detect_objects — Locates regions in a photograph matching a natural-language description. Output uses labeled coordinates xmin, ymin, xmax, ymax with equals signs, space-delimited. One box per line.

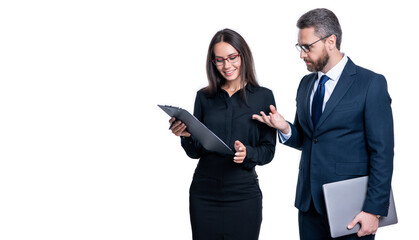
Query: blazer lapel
xmin=316 ymin=58 xmax=357 ymax=129
xmin=304 ymin=74 xmax=317 ymax=131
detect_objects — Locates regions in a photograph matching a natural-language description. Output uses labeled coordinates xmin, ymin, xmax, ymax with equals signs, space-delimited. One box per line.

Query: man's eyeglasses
xmin=212 ymin=54 xmax=241 ymax=66
xmin=295 ymin=35 xmax=331 ymax=53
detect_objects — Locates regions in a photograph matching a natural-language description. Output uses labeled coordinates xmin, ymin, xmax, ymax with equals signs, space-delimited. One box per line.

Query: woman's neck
xmin=222 ymin=80 xmax=246 ymax=97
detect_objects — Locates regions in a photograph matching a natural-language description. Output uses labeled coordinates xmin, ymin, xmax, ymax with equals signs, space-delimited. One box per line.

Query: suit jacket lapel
xmin=305 ymin=74 xmax=317 ymax=131
xmin=316 ymin=58 xmax=357 ymax=129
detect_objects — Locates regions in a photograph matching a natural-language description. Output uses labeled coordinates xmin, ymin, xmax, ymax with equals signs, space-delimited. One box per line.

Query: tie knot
xmin=319 ymin=75 xmax=330 ymax=85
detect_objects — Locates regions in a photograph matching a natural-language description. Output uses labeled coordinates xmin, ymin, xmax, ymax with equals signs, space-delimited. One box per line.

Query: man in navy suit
xmin=253 ymin=8 xmax=394 ymax=239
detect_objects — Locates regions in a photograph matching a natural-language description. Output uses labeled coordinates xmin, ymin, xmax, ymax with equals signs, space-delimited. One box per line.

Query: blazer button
xmin=313 ymin=139 xmax=318 ymax=144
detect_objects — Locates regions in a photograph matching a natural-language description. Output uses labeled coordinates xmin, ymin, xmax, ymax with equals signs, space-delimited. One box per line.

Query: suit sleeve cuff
xmin=278 ymin=123 xmax=292 ymax=143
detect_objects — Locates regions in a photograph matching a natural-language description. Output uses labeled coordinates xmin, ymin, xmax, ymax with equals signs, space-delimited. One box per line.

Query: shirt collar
xmin=217 ymin=82 xmax=255 ymax=95
xmin=245 ymin=83 xmax=255 ymax=93
xmin=318 ymin=53 xmax=348 ymax=81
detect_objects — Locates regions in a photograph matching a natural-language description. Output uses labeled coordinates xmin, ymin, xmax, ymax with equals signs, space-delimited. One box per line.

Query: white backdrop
xmin=1 ymin=0 xmax=417 ymax=239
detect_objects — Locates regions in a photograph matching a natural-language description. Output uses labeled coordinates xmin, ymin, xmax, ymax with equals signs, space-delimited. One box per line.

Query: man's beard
xmin=305 ymin=48 xmax=329 ymax=72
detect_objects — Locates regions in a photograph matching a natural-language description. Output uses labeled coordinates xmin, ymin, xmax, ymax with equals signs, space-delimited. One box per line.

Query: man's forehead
xmin=298 ymin=28 xmax=318 ymax=43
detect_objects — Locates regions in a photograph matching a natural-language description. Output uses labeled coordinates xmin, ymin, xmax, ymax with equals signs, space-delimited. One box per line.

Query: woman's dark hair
xmin=297 ymin=8 xmax=342 ymax=50
xmin=204 ymin=28 xmax=259 ymax=101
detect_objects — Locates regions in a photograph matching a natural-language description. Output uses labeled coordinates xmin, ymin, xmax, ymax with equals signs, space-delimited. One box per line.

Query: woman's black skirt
xmin=189 ymin=173 xmax=263 ymax=240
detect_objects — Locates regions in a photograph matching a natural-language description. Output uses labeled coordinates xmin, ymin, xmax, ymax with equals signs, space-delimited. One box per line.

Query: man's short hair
xmin=297 ymin=8 xmax=342 ymax=50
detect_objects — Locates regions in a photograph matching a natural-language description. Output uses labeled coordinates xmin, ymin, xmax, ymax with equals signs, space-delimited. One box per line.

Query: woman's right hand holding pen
xmin=169 ymin=117 xmax=191 ymax=137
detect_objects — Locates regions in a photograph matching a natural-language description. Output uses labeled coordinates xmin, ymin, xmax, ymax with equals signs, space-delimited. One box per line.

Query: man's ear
xmin=326 ymin=34 xmax=337 ymax=51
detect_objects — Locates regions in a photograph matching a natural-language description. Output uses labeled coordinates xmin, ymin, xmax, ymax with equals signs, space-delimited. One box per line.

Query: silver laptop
xmin=322 ymin=176 xmax=397 ymax=238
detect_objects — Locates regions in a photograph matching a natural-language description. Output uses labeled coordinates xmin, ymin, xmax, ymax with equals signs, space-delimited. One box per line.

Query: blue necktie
xmin=312 ymin=75 xmax=330 ymax=128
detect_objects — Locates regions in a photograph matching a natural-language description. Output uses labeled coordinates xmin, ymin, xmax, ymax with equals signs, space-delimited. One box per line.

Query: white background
xmin=0 ymin=0 xmax=417 ymax=239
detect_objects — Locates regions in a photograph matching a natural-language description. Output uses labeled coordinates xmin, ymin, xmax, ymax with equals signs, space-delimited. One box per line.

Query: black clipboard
xmin=158 ymin=105 xmax=234 ymax=155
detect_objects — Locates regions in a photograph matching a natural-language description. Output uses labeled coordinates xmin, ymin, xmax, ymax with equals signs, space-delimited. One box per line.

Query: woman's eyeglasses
xmin=212 ymin=54 xmax=241 ymax=66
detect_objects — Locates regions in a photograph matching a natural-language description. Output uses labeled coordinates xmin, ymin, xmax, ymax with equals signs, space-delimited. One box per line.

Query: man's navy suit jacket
xmin=285 ymin=58 xmax=394 ymax=216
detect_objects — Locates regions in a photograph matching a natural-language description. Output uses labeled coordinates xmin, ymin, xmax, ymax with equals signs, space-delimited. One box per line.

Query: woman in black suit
xmin=169 ymin=28 xmax=277 ymax=240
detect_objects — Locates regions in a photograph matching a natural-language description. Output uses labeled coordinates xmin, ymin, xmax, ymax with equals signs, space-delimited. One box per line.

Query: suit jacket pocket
xmin=335 ymin=162 xmax=368 ymax=176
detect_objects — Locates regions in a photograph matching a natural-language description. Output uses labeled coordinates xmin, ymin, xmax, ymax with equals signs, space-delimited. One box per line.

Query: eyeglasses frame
xmin=295 ymin=35 xmax=332 ymax=53
xmin=211 ymin=54 xmax=241 ymax=66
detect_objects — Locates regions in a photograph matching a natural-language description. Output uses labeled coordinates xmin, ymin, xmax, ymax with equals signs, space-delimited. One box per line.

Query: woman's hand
xmin=169 ymin=117 xmax=191 ymax=137
xmin=233 ymin=140 xmax=246 ymax=164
